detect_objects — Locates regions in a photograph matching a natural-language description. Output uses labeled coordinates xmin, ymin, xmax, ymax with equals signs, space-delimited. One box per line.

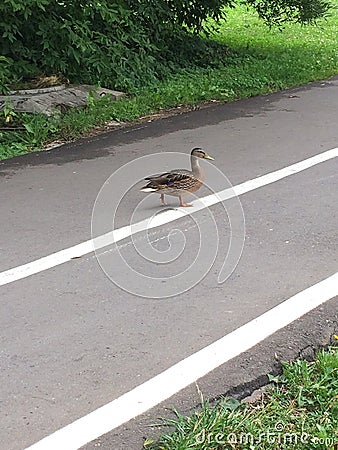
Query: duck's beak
xmin=204 ymin=153 xmax=214 ymax=161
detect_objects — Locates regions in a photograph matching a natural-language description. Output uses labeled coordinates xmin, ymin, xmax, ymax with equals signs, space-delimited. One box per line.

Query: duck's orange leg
xmin=179 ymin=195 xmax=193 ymax=207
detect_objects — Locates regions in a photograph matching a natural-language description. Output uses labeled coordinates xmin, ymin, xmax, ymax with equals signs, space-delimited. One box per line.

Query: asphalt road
xmin=0 ymin=77 xmax=337 ymax=450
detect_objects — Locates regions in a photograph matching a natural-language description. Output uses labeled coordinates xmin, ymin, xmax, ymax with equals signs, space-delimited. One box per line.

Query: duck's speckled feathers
xmin=143 ymin=169 xmax=198 ymax=193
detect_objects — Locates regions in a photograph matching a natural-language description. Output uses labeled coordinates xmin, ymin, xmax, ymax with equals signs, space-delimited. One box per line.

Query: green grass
xmin=145 ymin=346 xmax=338 ymax=450
xmin=1 ymin=2 xmax=337 ymax=160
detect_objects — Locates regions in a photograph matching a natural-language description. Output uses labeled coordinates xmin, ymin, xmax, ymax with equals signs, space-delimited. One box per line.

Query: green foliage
xmin=0 ymin=0 xmax=333 ymax=93
xmin=246 ymin=0 xmax=332 ymax=26
xmin=2 ymin=100 xmax=17 ymax=123
xmin=0 ymin=56 xmax=12 ymax=94
xmin=0 ymin=0 xmax=158 ymax=90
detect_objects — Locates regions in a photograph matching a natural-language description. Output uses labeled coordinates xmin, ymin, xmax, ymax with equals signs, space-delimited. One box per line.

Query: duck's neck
xmin=191 ymin=155 xmax=204 ymax=180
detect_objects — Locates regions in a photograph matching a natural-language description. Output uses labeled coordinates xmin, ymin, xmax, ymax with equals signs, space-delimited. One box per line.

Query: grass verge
xmin=1 ymin=2 xmax=337 ymax=161
xmin=145 ymin=346 xmax=338 ymax=450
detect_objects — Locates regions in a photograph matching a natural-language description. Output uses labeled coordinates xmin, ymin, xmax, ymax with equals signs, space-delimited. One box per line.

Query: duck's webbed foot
xmin=179 ymin=195 xmax=193 ymax=207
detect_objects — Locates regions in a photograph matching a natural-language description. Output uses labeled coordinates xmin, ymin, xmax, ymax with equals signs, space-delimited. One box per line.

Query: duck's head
xmin=191 ymin=147 xmax=214 ymax=161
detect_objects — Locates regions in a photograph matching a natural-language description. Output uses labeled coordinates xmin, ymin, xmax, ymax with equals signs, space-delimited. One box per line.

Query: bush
xmin=0 ymin=1 xmax=161 ymax=91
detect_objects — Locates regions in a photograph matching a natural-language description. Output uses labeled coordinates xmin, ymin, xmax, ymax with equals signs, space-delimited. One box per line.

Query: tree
xmin=245 ymin=0 xmax=331 ymax=26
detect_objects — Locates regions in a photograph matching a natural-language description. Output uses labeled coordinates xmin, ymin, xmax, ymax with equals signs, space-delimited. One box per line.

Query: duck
xmin=140 ymin=148 xmax=214 ymax=207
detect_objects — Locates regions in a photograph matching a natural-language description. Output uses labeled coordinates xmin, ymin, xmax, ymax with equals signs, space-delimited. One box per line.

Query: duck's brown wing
xmin=144 ymin=170 xmax=195 ymax=189
xmin=145 ymin=169 xmax=191 ymax=180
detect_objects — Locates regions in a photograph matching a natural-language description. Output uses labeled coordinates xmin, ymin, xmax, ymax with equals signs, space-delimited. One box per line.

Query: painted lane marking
xmin=1 ymin=146 xmax=337 ymax=287
xmin=25 ymin=271 xmax=338 ymax=450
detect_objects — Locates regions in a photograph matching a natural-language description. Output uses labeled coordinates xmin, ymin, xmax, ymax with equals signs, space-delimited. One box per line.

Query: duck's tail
xmin=140 ymin=184 xmax=158 ymax=192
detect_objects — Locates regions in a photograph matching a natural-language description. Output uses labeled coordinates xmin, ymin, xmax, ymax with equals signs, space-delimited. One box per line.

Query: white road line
xmin=1 ymin=146 xmax=337 ymax=287
xmin=25 ymin=271 xmax=338 ymax=450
